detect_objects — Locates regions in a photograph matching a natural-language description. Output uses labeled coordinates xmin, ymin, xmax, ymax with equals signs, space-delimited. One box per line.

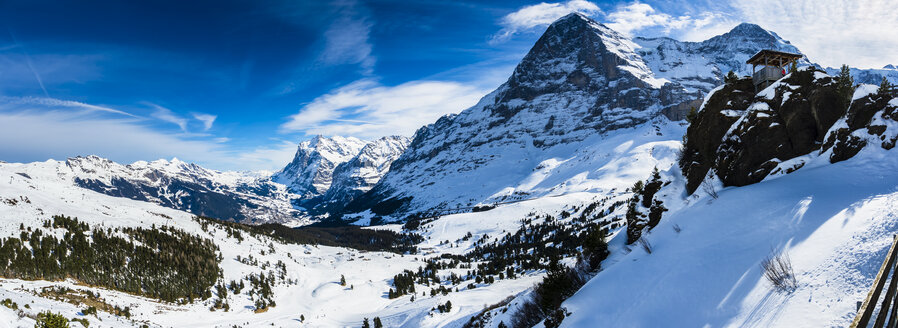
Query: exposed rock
xmin=823 ymin=87 xmax=898 ymax=162
xmin=681 ymin=68 xmax=846 ymax=194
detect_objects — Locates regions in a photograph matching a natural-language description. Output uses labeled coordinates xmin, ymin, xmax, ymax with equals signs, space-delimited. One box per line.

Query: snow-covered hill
xmin=558 ymin=125 xmax=898 ymax=328
xmin=825 ymin=64 xmax=898 ymax=85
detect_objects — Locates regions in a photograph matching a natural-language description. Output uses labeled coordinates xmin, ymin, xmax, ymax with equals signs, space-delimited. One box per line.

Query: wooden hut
xmin=746 ymin=50 xmax=803 ymax=91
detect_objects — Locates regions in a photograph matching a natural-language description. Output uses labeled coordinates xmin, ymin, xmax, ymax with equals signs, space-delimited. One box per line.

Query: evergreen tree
xmin=878 ymin=76 xmax=893 ymax=98
xmin=373 ymin=317 xmax=383 ymax=328
xmin=836 ymin=64 xmax=856 ymax=107
xmin=725 ymin=70 xmax=738 ymax=84
xmin=362 ymin=318 xmax=370 ymax=328
xmin=340 ymin=275 xmax=346 ymax=286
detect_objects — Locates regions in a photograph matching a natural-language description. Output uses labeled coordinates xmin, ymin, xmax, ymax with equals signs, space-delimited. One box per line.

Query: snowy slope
xmin=559 ymin=142 xmax=898 ymax=327
xmin=0 ymin=158 xmax=597 ymax=328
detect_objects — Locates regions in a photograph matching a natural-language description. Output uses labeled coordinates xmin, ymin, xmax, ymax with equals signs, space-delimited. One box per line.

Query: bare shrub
xmin=672 ymin=224 xmax=682 ymax=233
xmin=701 ymin=179 xmax=719 ymax=199
xmin=761 ymin=249 xmax=798 ymax=292
xmin=510 ymin=297 xmax=543 ymax=328
xmin=637 ymin=236 xmax=653 ymax=254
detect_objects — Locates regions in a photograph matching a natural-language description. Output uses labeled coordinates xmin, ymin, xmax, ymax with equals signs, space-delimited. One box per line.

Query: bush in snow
xmin=34 ymin=311 xmax=69 ymax=328
xmin=761 ymin=249 xmax=798 ymax=292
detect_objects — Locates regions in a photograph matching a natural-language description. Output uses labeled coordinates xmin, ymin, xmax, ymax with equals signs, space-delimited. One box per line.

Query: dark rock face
xmin=823 ymin=91 xmax=898 ymax=162
xmin=681 ymin=69 xmax=846 ymax=194
xmin=679 ymin=78 xmax=756 ymax=193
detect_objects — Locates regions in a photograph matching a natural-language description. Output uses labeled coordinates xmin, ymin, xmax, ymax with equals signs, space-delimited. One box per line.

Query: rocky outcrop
xmin=681 ymin=68 xmax=846 ymax=194
xmin=823 ymin=87 xmax=898 ymax=162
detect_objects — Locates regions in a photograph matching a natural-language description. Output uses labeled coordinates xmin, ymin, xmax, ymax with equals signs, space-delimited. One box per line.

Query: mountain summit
xmin=345 ymin=14 xmax=694 ymax=219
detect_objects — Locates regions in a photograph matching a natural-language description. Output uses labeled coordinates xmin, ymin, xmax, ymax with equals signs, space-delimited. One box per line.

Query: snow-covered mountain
xmin=345 ymin=14 xmax=813 ymax=220
xmin=317 ymin=136 xmax=410 ymax=214
xmin=274 ymin=135 xmax=367 ymax=198
xmin=634 ymin=22 xmax=807 ymax=94
xmin=825 ymin=64 xmax=898 ymax=85
xmin=64 ymin=155 xmax=307 ymax=225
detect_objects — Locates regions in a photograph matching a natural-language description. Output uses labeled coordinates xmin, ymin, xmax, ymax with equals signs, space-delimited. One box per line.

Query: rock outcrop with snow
xmin=680 ymin=68 xmax=845 ymax=193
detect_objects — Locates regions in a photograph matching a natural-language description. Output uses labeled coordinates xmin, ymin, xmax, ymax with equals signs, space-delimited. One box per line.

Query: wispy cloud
xmin=0 ymin=96 xmax=139 ymax=118
xmin=730 ymin=0 xmax=898 ymax=69
xmin=605 ymin=2 xmax=692 ymax=36
xmin=233 ymin=140 xmax=300 ymax=173
xmin=7 ymin=29 xmax=49 ymax=97
xmin=0 ymin=96 xmax=295 ymax=171
xmin=0 ymin=106 xmax=230 ymax=169
xmin=319 ymin=0 xmax=375 ymax=73
xmin=192 ymin=112 xmax=217 ymax=131
xmin=148 ymin=103 xmax=189 ymax=132
xmin=280 ymin=79 xmax=488 ymax=139
xmin=491 ymin=0 xmax=602 ymax=44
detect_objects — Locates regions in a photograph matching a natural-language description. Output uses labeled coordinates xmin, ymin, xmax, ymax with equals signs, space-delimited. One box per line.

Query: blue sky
xmin=0 ymin=0 xmax=895 ymax=171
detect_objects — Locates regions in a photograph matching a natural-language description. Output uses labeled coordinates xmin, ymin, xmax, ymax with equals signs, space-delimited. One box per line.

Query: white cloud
xmin=233 ymin=140 xmax=300 ymax=173
xmin=730 ymin=0 xmax=898 ymax=69
xmin=605 ymin=2 xmax=691 ymax=36
xmin=492 ymin=0 xmax=602 ymax=43
xmin=602 ymin=2 xmax=737 ymax=41
xmin=192 ymin=113 xmax=217 ymax=131
xmin=0 ymin=109 xmax=231 ymax=168
xmin=148 ymin=104 xmax=189 ymax=132
xmin=280 ymin=79 xmax=488 ymax=139
xmin=0 ymin=98 xmax=303 ymax=171
xmin=319 ymin=0 xmax=375 ymax=72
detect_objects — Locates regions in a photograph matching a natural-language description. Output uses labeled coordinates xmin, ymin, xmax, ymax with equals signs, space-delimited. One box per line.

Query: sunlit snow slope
xmin=559 ymin=138 xmax=898 ymax=327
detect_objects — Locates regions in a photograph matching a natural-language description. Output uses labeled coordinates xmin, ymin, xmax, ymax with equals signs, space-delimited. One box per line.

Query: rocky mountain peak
xmin=276 ymin=135 xmax=366 ymax=197
xmin=503 ymin=12 xmax=663 ymax=104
